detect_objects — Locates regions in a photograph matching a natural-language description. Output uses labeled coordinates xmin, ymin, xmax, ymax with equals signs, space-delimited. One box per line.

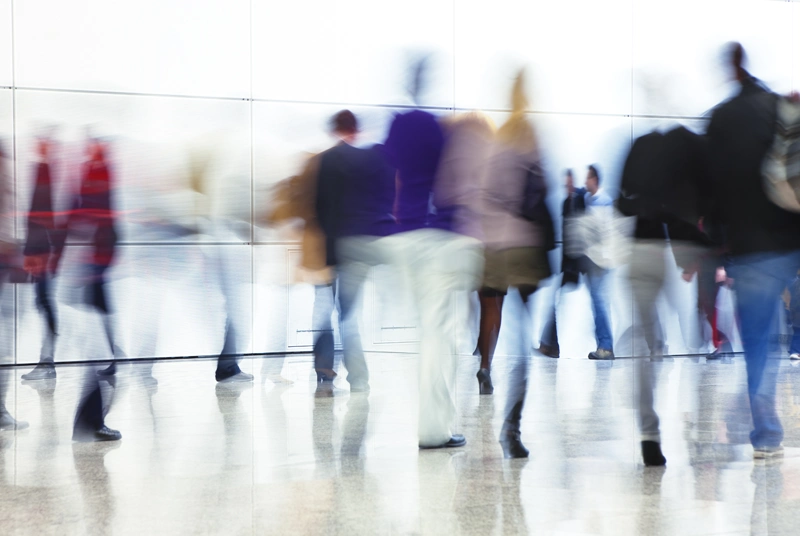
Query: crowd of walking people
xmin=2 ymin=42 xmax=800 ymax=470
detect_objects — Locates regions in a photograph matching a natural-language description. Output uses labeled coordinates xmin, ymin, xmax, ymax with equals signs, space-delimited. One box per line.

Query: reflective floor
xmin=2 ymin=353 xmax=800 ymax=535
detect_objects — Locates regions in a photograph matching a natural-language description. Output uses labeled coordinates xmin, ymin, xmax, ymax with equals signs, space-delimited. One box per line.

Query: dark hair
xmin=727 ymin=41 xmax=746 ymax=74
xmin=331 ymin=110 xmax=358 ymax=134
xmin=565 ymin=168 xmax=574 ymax=178
xmin=587 ymin=164 xmax=600 ymax=184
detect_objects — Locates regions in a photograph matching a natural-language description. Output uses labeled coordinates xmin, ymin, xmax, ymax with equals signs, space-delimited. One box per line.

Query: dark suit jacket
xmin=708 ymin=76 xmax=800 ymax=256
xmin=315 ymin=142 xmax=396 ymax=266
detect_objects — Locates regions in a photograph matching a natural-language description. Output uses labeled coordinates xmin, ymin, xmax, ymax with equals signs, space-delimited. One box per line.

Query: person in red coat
xmin=57 ymin=137 xmax=122 ymax=442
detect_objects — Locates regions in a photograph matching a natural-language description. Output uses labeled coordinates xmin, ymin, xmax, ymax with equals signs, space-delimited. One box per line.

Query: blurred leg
xmin=410 ymin=231 xmax=482 ymax=447
xmin=629 ymin=242 xmax=667 ymax=444
xmin=477 ymin=291 xmax=504 ymax=370
xmin=22 ymin=276 xmax=58 ymax=380
xmin=35 ymin=275 xmax=57 ymax=363
xmin=730 ymin=252 xmax=800 ymax=449
xmin=73 ymin=366 xmax=120 ymax=441
xmin=214 ymin=250 xmax=247 ymax=382
xmin=539 ymin=306 xmax=558 ymax=348
xmin=312 ymin=283 xmax=336 ymax=378
xmin=337 ymin=236 xmax=386 ymax=392
xmin=587 ymin=263 xmax=613 ymax=351
xmin=501 ymin=288 xmax=534 ymax=434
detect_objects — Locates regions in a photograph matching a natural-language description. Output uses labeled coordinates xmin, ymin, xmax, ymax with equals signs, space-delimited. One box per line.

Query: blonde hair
xmin=496 ymin=70 xmax=538 ymax=154
xmin=443 ymin=111 xmax=496 ymax=138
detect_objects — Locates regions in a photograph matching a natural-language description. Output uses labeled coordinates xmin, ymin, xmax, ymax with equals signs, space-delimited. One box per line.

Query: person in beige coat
xmin=266 ymin=154 xmax=338 ymax=382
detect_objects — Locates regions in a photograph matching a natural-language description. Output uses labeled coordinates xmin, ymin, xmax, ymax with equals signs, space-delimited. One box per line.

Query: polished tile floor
xmin=2 ymin=353 xmax=800 ymax=535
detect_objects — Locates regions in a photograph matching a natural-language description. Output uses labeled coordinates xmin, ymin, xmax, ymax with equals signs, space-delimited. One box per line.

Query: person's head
xmin=726 ymin=41 xmax=749 ymax=82
xmin=330 ymin=110 xmax=358 ymax=143
xmin=586 ymin=165 xmax=600 ymax=195
xmin=87 ymin=138 xmax=106 ymax=161
xmin=36 ymin=138 xmax=50 ymax=160
xmin=565 ymin=169 xmax=575 ymax=193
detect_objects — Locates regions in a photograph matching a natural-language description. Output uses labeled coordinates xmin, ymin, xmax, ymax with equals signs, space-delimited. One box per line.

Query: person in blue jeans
xmin=583 ymin=165 xmax=615 ymax=360
xmin=539 ymin=166 xmax=614 ymax=360
xmin=707 ymin=43 xmax=800 ymax=458
xmin=729 ymin=253 xmax=800 ymax=454
xmin=787 ymin=274 xmax=800 ymax=360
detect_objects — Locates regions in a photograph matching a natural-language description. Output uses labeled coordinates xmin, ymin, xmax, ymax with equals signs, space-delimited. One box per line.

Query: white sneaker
xmin=790 ymin=353 xmax=800 ymax=360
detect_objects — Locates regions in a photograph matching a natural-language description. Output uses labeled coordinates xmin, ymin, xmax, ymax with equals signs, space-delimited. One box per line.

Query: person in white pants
xmin=388 ymin=229 xmax=483 ymax=448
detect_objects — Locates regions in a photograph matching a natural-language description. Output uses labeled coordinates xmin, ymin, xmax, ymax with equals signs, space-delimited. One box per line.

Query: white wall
xmin=1 ymin=0 xmax=797 ymax=362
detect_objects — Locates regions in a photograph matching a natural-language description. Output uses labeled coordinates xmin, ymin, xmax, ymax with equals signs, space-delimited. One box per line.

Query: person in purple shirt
xmin=582 ymin=165 xmax=615 ymax=361
xmin=383 ymin=107 xmax=484 ymax=450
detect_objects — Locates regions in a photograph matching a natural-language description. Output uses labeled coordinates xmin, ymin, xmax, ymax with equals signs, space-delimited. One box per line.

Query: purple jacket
xmin=384 ymin=110 xmax=445 ymax=233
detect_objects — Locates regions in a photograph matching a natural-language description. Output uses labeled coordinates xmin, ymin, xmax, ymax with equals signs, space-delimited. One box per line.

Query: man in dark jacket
xmin=707 ymin=43 xmax=800 ymax=459
xmin=537 ymin=169 xmax=585 ymax=358
xmin=315 ymin=110 xmax=397 ymax=393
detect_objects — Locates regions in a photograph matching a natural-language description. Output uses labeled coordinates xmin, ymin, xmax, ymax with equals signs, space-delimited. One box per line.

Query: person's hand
xmin=681 ymin=261 xmax=699 ymax=282
xmin=23 ymin=254 xmax=47 ymax=276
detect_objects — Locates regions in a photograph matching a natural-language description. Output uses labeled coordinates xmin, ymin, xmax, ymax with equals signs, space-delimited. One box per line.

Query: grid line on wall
xmin=0 ymin=85 xmax=713 ymax=123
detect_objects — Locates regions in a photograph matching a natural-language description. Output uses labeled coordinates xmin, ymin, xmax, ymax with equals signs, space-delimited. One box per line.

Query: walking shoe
xmin=216 ymin=371 xmax=254 ymax=383
xmin=707 ymin=341 xmax=734 ymax=361
xmin=588 ymin=348 xmax=615 ymax=360
xmin=753 ymin=445 xmax=784 ymax=459
xmin=499 ymin=431 xmax=529 ymax=459
xmin=641 ymin=440 xmax=667 ymax=466
xmin=21 ymin=363 xmax=56 ymax=381
xmin=420 ymin=434 xmax=466 ymax=450
xmin=537 ymin=343 xmax=560 ymax=359
xmin=315 ymin=368 xmax=336 ymax=383
xmin=477 ymin=368 xmax=494 ymax=395
xmin=790 ymin=353 xmax=800 ymax=361
xmin=0 ymin=411 xmax=29 ymax=431
xmin=72 ymin=425 xmax=122 ymax=442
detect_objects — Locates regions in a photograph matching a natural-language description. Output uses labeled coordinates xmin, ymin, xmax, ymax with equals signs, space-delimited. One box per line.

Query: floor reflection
xmin=0 ymin=353 xmax=799 ymax=534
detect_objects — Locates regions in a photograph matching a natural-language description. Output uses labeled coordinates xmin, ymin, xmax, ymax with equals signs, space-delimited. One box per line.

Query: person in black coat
xmin=20 ymin=138 xmax=60 ymax=381
xmin=537 ymin=169 xmax=586 ymax=358
xmin=706 ymin=43 xmax=800 ymax=458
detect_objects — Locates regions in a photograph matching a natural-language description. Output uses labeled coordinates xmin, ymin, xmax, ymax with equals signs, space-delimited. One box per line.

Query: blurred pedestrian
xmin=707 ymin=42 xmax=800 ymax=459
xmin=477 ymin=71 xmax=554 ymax=457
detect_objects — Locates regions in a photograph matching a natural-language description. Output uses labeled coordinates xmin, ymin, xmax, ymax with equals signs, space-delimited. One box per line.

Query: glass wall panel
xmin=251 ymin=0 xmax=455 ymax=107
xmin=632 ymin=0 xmax=794 ymax=117
xmin=13 ymin=0 xmax=250 ymax=98
xmin=454 ymin=0 xmax=633 ymax=115
xmin=0 ymin=0 xmax=11 ymax=87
